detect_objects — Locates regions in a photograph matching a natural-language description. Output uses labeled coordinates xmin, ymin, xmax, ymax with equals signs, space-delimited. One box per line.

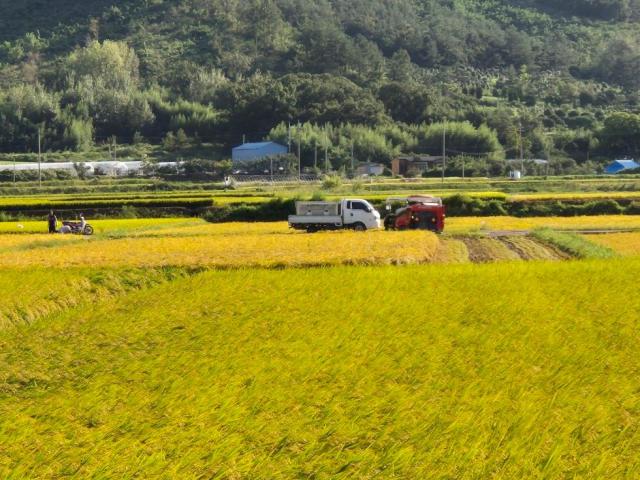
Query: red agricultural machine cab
xmin=383 ymin=195 xmax=445 ymax=233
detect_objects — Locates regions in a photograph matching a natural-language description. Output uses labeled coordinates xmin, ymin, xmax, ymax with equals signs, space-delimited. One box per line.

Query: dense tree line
xmin=0 ymin=0 xmax=638 ymax=174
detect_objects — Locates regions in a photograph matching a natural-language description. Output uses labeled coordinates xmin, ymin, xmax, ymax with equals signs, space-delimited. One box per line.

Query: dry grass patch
xmin=500 ymin=236 xmax=570 ymax=261
xmin=461 ymin=236 xmax=521 ymax=263
xmin=432 ymin=238 xmax=469 ymax=263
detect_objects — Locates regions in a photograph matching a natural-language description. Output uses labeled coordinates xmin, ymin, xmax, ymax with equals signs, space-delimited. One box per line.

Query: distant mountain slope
xmin=1 ymin=0 xmax=637 ymax=76
xmin=0 ymin=0 xmax=638 ymax=165
xmin=0 ymin=0 xmax=131 ymax=42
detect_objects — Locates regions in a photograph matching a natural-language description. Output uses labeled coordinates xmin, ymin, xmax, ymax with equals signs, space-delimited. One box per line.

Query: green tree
xmin=599 ymin=112 xmax=640 ymax=156
xmin=378 ymin=82 xmax=431 ymax=124
xmin=593 ymin=37 xmax=640 ymax=90
xmin=416 ymin=122 xmax=503 ymax=159
xmin=65 ymin=40 xmax=140 ymax=90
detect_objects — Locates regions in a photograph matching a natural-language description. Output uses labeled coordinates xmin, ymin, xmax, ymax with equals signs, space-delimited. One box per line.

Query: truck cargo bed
xmin=295 ymin=202 xmax=340 ymax=216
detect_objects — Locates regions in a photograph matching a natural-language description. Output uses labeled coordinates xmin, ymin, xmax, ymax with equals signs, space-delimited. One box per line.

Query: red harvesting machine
xmin=383 ymin=195 xmax=445 ymax=233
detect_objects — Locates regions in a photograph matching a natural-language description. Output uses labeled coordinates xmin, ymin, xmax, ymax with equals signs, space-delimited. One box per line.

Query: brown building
xmin=391 ymin=155 xmax=443 ymax=176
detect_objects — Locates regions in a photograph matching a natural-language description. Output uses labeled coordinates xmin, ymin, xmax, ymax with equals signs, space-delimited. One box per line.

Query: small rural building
xmin=392 ymin=155 xmax=442 ymax=176
xmin=232 ymin=142 xmax=288 ymax=166
xmin=356 ymin=162 xmax=385 ymax=176
xmin=604 ymin=159 xmax=640 ymax=174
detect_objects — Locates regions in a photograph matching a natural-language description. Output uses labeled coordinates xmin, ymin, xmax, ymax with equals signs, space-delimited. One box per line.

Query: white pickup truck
xmin=288 ymin=199 xmax=381 ymax=232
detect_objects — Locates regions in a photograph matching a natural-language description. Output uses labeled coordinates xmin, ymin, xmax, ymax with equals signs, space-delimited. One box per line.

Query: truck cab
xmin=288 ymin=198 xmax=381 ymax=232
xmin=342 ymin=199 xmax=380 ymax=230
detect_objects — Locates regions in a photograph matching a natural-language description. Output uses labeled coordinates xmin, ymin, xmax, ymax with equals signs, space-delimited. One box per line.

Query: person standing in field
xmin=47 ymin=210 xmax=57 ymax=233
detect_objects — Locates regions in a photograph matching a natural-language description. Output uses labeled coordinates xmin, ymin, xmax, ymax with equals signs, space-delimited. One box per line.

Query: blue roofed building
xmin=232 ymin=142 xmax=288 ymax=167
xmin=604 ymin=159 xmax=640 ymax=174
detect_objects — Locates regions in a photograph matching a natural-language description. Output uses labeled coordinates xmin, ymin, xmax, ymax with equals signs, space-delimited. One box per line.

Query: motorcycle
xmin=61 ymin=220 xmax=94 ymax=236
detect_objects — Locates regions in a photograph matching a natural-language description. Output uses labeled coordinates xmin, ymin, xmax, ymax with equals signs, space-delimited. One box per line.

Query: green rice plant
xmin=532 ymin=228 xmax=618 ymax=259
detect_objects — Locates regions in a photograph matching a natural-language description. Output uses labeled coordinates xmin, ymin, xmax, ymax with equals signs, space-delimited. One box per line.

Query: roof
xmin=611 ymin=159 xmax=639 ymax=168
xmin=232 ymin=141 xmax=286 ymax=151
xmin=605 ymin=159 xmax=640 ymax=173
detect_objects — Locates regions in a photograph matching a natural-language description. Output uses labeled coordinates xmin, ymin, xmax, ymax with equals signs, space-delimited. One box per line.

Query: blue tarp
xmin=604 ymin=159 xmax=640 ymax=174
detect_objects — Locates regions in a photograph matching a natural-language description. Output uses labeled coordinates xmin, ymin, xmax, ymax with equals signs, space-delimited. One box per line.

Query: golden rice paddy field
xmin=0 ymin=227 xmax=439 ymax=268
xmin=0 ymin=217 xmax=197 ymax=234
xmin=2 ymin=216 xmax=627 ymax=268
xmin=445 ymin=215 xmax=640 ymax=233
xmin=0 ymin=267 xmax=188 ymax=331
xmin=584 ymin=232 xmax=640 ymax=256
xmin=1 ymin=260 xmax=640 ymax=478
xmin=510 ymin=191 xmax=640 ymax=201
xmin=5 ymin=214 xmax=640 ymax=237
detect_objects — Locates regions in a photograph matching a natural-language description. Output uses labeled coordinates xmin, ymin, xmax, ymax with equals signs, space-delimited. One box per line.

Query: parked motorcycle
xmin=61 ymin=220 xmax=94 ymax=236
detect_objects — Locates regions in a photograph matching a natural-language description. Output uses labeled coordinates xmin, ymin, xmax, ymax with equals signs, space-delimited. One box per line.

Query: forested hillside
xmin=0 ymin=0 xmax=638 ymax=174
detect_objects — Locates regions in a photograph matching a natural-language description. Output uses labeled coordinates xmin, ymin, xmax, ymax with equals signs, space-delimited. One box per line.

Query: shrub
xmin=120 ymin=205 xmax=139 ymax=218
xmin=205 ymin=198 xmax=296 ymax=222
xmin=581 ymin=199 xmax=624 ymax=215
xmin=322 ymin=175 xmax=342 ymax=190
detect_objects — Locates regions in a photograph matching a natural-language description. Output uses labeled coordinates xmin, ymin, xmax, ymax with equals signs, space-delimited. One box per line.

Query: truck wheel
xmin=306 ymin=226 xmax=318 ymax=233
xmin=353 ymin=222 xmax=366 ymax=232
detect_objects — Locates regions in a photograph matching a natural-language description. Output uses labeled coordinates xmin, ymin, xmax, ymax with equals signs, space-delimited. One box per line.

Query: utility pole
xmin=351 ymin=142 xmax=355 ymax=172
xmin=314 ymin=139 xmax=318 ymax=170
xmin=441 ymin=120 xmax=446 ymax=184
xmin=13 ymin=156 xmax=16 ymax=183
xmin=462 ymin=155 xmax=465 ymax=179
xmin=287 ymin=122 xmax=291 ymax=154
xmin=242 ymin=134 xmax=246 ymax=144
xmin=546 ymin=154 xmax=550 ymax=177
xmin=297 ymin=124 xmax=301 ymax=181
xmin=519 ymin=122 xmax=524 ymax=176
xmin=324 ymin=135 xmax=329 ymax=173
xmin=37 ymin=127 xmax=42 ymax=188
